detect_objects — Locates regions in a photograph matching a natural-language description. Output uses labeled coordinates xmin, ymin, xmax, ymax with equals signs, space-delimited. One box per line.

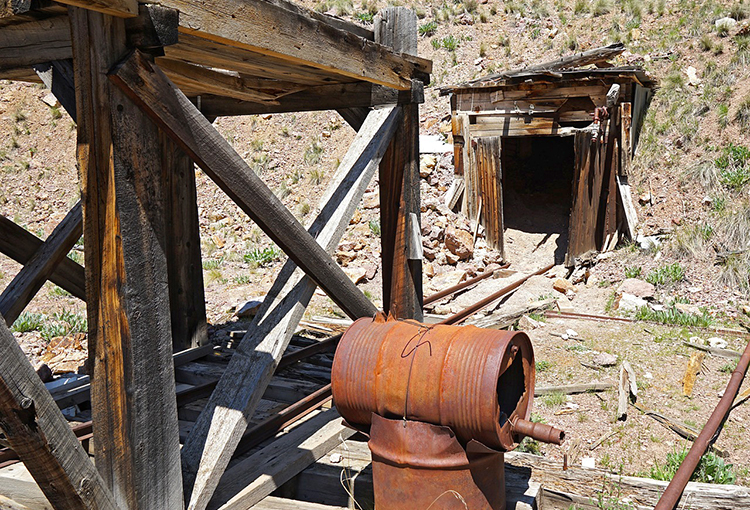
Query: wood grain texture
xmin=70 ymin=8 xmax=182 ymax=509
xmin=161 ymin=132 xmax=208 ymax=351
xmin=159 ymin=0 xmax=429 ymax=90
xmin=193 ymin=82 xmax=417 ymax=117
xmin=0 ymin=201 xmax=82 ymax=325
xmin=180 ymin=106 xmax=400 ymax=510
xmin=208 ymin=409 xmax=355 ymax=510
xmin=0 ymin=316 xmax=121 ymax=510
xmin=0 ymin=213 xmax=86 ymax=300
xmin=472 ymin=137 xmax=504 ymax=257
xmin=0 ymin=15 xmax=72 ymax=69
xmin=109 ymin=50 xmax=376 ymax=320
xmin=375 ymin=7 xmax=423 ymax=320
xmin=53 ymin=0 xmax=136 ymax=17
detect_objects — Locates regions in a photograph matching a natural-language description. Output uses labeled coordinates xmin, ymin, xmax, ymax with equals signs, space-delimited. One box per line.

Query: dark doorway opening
xmin=501 ymin=136 xmax=575 ymax=264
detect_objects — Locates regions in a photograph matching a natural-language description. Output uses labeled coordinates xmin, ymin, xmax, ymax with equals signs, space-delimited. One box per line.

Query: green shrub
xmin=244 ymin=246 xmax=281 ymax=267
xmin=634 ymin=305 xmax=713 ymax=328
xmin=368 ymin=219 xmax=381 ymax=236
xmin=418 ymin=20 xmax=438 ymax=36
xmin=624 ymin=266 xmax=642 ymax=278
xmin=650 ymin=449 xmax=736 ymax=484
xmin=645 ymin=263 xmax=685 ymax=286
xmin=11 ymin=312 xmax=45 ymax=333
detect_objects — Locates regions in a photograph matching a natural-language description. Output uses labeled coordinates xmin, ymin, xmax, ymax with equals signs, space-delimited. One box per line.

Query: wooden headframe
xmin=0 ymin=1 xmax=429 ymax=509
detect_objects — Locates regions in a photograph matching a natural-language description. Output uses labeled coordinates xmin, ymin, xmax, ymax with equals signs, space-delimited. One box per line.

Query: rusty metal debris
xmin=332 ymin=314 xmax=564 ymax=509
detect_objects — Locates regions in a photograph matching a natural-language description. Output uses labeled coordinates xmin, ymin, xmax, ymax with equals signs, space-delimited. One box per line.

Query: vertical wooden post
xmin=161 ymin=133 xmax=208 ymax=351
xmin=70 ymin=8 xmax=183 ymax=510
xmin=375 ymin=7 xmax=423 ymax=321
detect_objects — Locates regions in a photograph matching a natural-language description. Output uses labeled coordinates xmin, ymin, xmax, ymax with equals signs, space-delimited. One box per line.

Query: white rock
xmin=593 ymin=352 xmax=618 ymax=367
xmin=715 ymin=17 xmax=738 ymax=32
xmin=330 ymin=453 xmax=343 ymax=463
xmin=617 ymin=293 xmax=648 ymax=312
xmin=644 ymin=372 xmax=653 ymax=379
xmin=566 ymin=329 xmax=579 ymax=338
xmin=685 ymin=66 xmax=701 ymax=86
xmin=581 ymin=457 xmax=596 ymax=468
xmin=708 ymin=337 xmax=728 ymax=349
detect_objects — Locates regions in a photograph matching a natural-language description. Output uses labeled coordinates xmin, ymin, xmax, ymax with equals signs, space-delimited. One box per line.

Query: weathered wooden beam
xmin=180 ymin=106 xmax=400 ymax=510
xmin=193 ymin=81 xmax=422 ymax=117
xmin=156 ymin=58 xmax=290 ymax=104
xmin=33 ymin=59 xmax=77 ymax=121
xmin=0 ymin=316 xmax=121 ymax=510
xmin=54 ymin=0 xmax=136 ymax=18
xmin=161 ymin=131 xmax=208 ymax=351
xmin=0 ymin=0 xmax=65 ymax=26
xmin=0 ymin=16 xmax=72 ymax=69
xmin=109 ymin=50 xmax=376 ymax=320
xmin=336 ymin=107 xmax=370 ymax=131
xmin=0 ymin=214 xmax=86 ymax=300
xmin=123 ymin=3 xmax=178 ymax=51
xmin=0 ymin=201 xmax=82 ymax=326
xmin=207 ymin=409 xmax=355 ymax=510
xmin=375 ymin=7 xmax=423 ymax=320
xmin=159 ymin=0 xmax=430 ymax=90
xmin=70 ymin=8 xmax=183 ymax=510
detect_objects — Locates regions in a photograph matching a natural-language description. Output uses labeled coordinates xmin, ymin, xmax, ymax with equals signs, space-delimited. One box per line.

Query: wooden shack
xmin=0 ymin=2 xmax=430 ymax=509
xmin=442 ymin=44 xmax=656 ymax=266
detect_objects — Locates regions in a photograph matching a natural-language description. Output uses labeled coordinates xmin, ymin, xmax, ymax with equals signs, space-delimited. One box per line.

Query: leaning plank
xmin=109 ymin=50 xmax=376 ymax=320
xmin=180 ymin=106 xmax=401 ymax=510
xmin=0 ymin=201 xmax=82 ymax=326
xmin=0 ymin=317 xmax=120 ymax=510
xmin=506 ymin=451 xmax=750 ymax=510
xmin=0 ymin=214 xmax=86 ymax=301
xmin=0 ymin=16 xmax=72 ymax=69
xmin=207 ymin=409 xmax=355 ymax=510
xmin=159 ymin=0 xmax=429 ymax=90
xmin=253 ymin=497 xmax=349 ymax=510
xmin=70 ymin=9 xmax=182 ymax=510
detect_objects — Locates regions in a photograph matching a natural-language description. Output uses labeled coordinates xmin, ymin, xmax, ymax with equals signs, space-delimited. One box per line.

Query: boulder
xmin=617 ymin=293 xmax=648 ymax=312
xmin=715 ymin=17 xmax=738 ymax=33
xmin=553 ymin=278 xmax=575 ymax=294
xmin=618 ymin=278 xmax=655 ymax=299
xmin=593 ymin=352 xmax=618 ymax=367
xmin=675 ymin=302 xmax=703 ymax=316
xmin=237 ymin=298 xmax=264 ymax=318
xmin=344 ymin=267 xmax=367 ymax=284
xmin=708 ymin=337 xmax=728 ymax=349
xmin=420 ymin=155 xmax=437 ymax=178
xmin=444 ymin=226 xmax=474 ymax=260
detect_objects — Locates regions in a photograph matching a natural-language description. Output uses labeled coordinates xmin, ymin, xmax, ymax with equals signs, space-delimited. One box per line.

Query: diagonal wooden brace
xmin=109 ymin=49 xmax=376 ymax=320
xmin=0 ymin=314 xmax=122 ymax=510
xmin=180 ymin=106 xmax=401 ymax=510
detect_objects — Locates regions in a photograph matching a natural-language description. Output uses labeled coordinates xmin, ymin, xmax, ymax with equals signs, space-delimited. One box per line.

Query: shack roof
xmin=441 ymin=43 xmax=657 ymax=96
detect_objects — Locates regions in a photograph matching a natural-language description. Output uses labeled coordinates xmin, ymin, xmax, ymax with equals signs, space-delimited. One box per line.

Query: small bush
xmin=650 ymin=449 xmax=736 ymax=484
xmin=625 ymin=266 xmax=642 ymax=278
xmin=536 ymin=360 xmax=552 ymax=372
xmin=440 ymin=35 xmax=459 ymax=51
xmin=573 ymin=0 xmax=588 ymax=14
xmin=541 ymin=391 xmax=566 ymax=407
xmin=353 ymin=11 xmax=374 ymax=23
xmin=645 ymin=263 xmax=685 ymax=286
xmin=634 ymin=305 xmax=713 ymax=328
xmin=418 ymin=20 xmax=438 ymax=36
xmin=11 ymin=312 xmax=45 ymax=333
xmin=368 ymin=219 xmax=381 ymax=236
xmin=304 ymin=139 xmax=324 ymax=166
xmin=244 ymin=246 xmax=281 ymax=267
xmin=735 ymin=97 xmax=750 ymax=134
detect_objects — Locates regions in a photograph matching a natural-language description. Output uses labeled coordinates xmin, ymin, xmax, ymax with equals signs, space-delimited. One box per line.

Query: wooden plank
xmin=0 ymin=214 xmax=86 ymax=301
xmin=109 ymin=49 xmax=376 ymax=320
xmin=194 ymin=81 xmax=420 ymax=117
xmin=376 ymin=7 xmax=423 ymax=321
xmin=207 ymin=409 xmax=355 ymax=510
xmin=70 ymin=8 xmax=182 ymax=510
xmin=253 ymin=497 xmax=349 ymax=510
xmin=159 ymin=0 xmax=430 ymax=90
xmin=535 ymin=382 xmax=613 ymax=395
xmin=0 ymin=315 xmax=120 ymax=510
xmin=506 ymin=451 xmax=750 ymax=510
xmin=473 ymin=137 xmax=504 ymax=255
xmin=161 ymin=131 xmax=208 ymax=351
xmin=616 ymin=174 xmax=638 ymax=240
xmin=682 ymin=351 xmax=705 ymax=397
xmin=53 ymin=0 xmax=136 ymax=17
xmin=0 ymin=201 xmax=82 ymax=326
xmin=0 ymin=15 xmax=72 ymax=69
xmin=180 ymin=106 xmax=400 ymax=510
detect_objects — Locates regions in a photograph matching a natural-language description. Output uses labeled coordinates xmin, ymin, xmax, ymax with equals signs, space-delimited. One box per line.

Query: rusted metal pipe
xmin=440 ymin=263 xmax=555 ymax=325
xmin=654 ymin=338 xmax=750 ymax=510
xmin=423 ymin=263 xmax=510 ymax=306
xmin=512 ymin=416 xmax=564 ymax=445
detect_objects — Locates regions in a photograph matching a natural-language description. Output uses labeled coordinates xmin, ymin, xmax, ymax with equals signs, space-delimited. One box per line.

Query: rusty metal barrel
xmin=332 ymin=314 xmax=563 ymax=451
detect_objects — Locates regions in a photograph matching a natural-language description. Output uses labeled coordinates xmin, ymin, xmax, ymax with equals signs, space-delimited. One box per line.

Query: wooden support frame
xmin=0 ymin=16 xmax=72 ymax=69
xmin=109 ymin=49 xmax=376 ymax=320
xmin=375 ymin=7 xmax=423 ymax=320
xmin=70 ymin=8 xmax=183 ymax=509
xmin=0 ymin=316 xmax=121 ymax=510
xmin=180 ymin=106 xmax=401 ymax=510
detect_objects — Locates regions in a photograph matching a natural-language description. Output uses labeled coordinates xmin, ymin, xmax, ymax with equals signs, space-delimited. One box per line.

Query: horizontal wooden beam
xmin=54 ymin=0 xmax=136 ymax=17
xmin=0 ymin=201 xmax=82 ymax=326
xmin=0 ymin=0 xmax=65 ymax=26
xmin=0 ymin=213 xmax=86 ymax=300
xmin=194 ymin=81 xmax=423 ymax=117
xmin=110 ymin=49 xmax=376 ymax=320
xmin=0 ymin=316 xmax=121 ymax=510
xmin=0 ymin=15 xmax=72 ymax=69
xmin=160 ymin=0 xmax=430 ymax=90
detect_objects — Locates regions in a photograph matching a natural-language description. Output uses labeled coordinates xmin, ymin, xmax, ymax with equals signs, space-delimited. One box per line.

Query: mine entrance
xmin=500 ymin=135 xmax=575 ymax=265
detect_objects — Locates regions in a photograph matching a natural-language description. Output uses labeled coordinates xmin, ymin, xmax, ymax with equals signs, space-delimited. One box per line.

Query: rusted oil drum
xmin=332 ymin=314 xmax=561 ymax=451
